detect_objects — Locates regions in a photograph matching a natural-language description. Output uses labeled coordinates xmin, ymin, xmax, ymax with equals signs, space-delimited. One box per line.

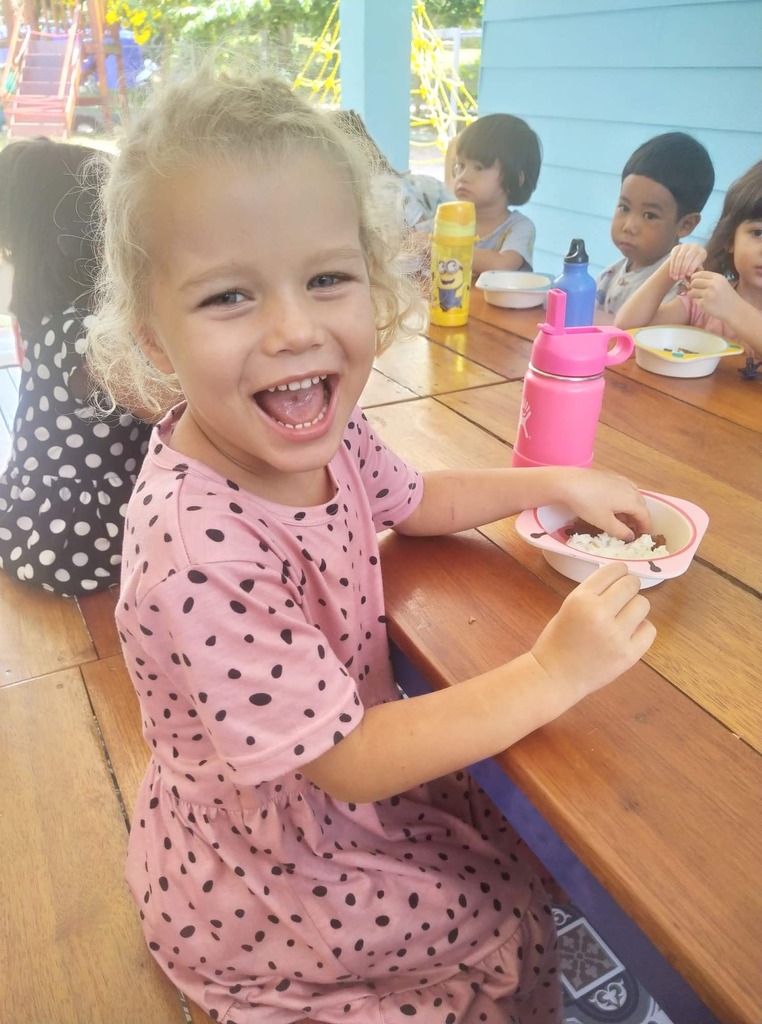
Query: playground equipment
xmin=1 ymin=0 xmax=125 ymax=138
xmin=292 ymin=0 xmax=340 ymax=108
xmin=293 ymin=0 xmax=477 ymax=151
xmin=410 ymin=2 xmax=477 ymax=148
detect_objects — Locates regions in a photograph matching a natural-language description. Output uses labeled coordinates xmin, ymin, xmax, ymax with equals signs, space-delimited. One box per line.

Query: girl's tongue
xmin=255 ymin=377 xmax=328 ymax=428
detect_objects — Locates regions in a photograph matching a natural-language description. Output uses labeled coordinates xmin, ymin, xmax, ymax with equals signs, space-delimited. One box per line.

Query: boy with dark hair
xmin=596 ymin=132 xmax=715 ymax=316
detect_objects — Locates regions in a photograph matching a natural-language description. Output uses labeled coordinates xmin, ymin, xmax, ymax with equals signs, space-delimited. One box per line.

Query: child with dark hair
xmin=452 ymin=113 xmax=542 ymax=274
xmin=596 ymin=132 xmax=715 ymax=316
xmin=615 ymin=160 xmax=762 ymax=358
xmin=0 ymin=138 xmax=152 ymax=595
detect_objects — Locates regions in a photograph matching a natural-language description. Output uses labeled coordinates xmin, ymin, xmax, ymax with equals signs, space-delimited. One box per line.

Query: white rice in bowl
xmin=567 ymin=532 xmax=669 ymax=559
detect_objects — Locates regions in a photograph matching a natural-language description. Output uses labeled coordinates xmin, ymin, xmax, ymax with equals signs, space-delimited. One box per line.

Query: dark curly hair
xmin=703 ymin=160 xmax=762 ymax=277
xmin=0 ymin=138 xmax=108 ymax=323
xmin=455 ymin=113 xmax=542 ymax=205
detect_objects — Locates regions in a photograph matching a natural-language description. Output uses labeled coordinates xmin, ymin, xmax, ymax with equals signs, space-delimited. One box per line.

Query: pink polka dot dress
xmin=119 ymin=407 xmax=561 ymax=1024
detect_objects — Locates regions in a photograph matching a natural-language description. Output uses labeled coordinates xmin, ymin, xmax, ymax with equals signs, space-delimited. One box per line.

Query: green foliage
xmin=425 ymin=0 xmax=483 ymax=28
xmin=107 ymin=0 xmax=337 ymax=45
xmin=107 ymin=0 xmax=483 ymax=46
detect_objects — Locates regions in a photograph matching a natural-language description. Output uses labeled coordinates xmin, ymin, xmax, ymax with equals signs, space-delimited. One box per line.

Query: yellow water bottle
xmin=429 ymin=201 xmax=476 ymax=327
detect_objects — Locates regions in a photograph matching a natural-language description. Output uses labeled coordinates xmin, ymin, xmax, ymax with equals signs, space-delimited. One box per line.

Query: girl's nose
xmin=261 ymin=296 xmax=322 ymax=355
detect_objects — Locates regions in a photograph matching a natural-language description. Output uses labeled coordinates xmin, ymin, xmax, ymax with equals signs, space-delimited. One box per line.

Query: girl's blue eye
xmin=203 ymin=290 xmax=245 ymax=307
xmin=310 ymin=273 xmax=345 ymax=289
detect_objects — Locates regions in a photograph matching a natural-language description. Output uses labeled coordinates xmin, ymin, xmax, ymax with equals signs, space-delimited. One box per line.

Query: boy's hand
xmin=668 ymin=242 xmax=706 ymax=282
xmin=531 ymin=562 xmax=656 ymax=698
xmin=558 ymin=469 xmax=650 ymax=542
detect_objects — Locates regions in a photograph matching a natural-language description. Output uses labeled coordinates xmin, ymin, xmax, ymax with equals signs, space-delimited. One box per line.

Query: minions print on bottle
xmin=429 ymin=201 xmax=475 ymax=327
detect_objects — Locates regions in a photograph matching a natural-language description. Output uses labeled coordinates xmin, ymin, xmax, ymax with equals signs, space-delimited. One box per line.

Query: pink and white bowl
xmin=515 ymin=490 xmax=709 ymax=588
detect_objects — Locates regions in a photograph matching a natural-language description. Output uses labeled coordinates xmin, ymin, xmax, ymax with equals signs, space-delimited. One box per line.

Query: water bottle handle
xmin=544 ymin=288 xmax=566 ymax=331
xmin=601 ymin=330 xmax=635 ymax=366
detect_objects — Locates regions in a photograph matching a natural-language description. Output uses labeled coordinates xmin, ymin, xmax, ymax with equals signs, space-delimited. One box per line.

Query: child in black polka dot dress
xmin=0 ymin=139 xmax=152 ymax=595
xmin=86 ymin=58 xmax=656 ymax=1024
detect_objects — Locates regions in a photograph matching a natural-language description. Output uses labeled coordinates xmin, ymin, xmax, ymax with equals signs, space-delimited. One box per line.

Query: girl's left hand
xmin=559 ymin=468 xmax=650 ymax=541
xmin=685 ymin=271 xmax=738 ymax=320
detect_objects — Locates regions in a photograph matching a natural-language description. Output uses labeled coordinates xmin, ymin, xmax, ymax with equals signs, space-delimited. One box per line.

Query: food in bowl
xmin=563 ymin=516 xmax=668 ymax=558
xmin=631 ymin=325 xmax=744 ymax=378
xmin=475 ymin=270 xmax=553 ymax=308
xmin=514 ymin=491 xmax=709 ymax=588
xmin=567 ymin=531 xmax=669 ymax=559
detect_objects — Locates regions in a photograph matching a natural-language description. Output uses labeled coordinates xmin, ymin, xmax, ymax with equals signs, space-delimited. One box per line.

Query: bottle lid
xmin=564 ymin=238 xmax=589 ymax=264
xmin=531 ymin=288 xmax=635 ymax=376
xmin=433 ymin=201 xmax=476 ymax=241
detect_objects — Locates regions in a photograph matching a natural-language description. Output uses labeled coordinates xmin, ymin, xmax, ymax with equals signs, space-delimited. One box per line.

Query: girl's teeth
xmin=277 ymin=406 xmax=328 ymax=430
xmin=267 ymin=374 xmax=326 ymax=393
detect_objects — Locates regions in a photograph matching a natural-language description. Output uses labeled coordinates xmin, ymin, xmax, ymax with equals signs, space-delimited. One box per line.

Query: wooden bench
xmin=0 ymin=574 xmax=320 ymax=1023
xmin=0 ymin=576 xmax=194 ymax=1022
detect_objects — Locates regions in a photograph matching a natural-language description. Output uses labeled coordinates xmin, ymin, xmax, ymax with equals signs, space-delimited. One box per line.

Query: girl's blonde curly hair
xmin=87 ymin=53 xmax=425 ymax=418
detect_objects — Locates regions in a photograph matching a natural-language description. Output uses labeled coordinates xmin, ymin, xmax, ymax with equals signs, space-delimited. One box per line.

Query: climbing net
xmin=293 ymin=0 xmax=477 ymax=150
xmin=292 ymin=0 xmax=341 ymax=108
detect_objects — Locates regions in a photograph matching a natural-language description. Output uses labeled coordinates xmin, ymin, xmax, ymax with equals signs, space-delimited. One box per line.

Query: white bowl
xmin=515 ymin=491 xmax=709 ymax=589
xmin=475 ymin=270 xmax=553 ymax=308
xmin=631 ymin=325 xmax=744 ymax=378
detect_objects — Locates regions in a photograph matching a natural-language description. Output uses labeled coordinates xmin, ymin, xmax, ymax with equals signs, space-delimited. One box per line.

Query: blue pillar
xmin=339 ymin=0 xmax=412 ymax=171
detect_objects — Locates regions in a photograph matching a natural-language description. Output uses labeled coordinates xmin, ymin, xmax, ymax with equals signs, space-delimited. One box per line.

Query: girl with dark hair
xmin=615 ymin=160 xmax=762 ymax=359
xmin=452 ymin=113 xmax=543 ymax=274
xmin=0 ymin=138 xmax=152 ymax=595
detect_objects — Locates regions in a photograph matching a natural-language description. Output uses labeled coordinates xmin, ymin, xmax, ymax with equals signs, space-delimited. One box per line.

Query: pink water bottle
xmin=512 ymin=289 xmax=634 ymax=468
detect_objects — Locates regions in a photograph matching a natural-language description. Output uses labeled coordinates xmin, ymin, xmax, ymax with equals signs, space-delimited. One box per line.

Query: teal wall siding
xmin=479 ymin=0 xmax=762 ymax=276
xmin=339 ymin=0 xmax=412 ymax=171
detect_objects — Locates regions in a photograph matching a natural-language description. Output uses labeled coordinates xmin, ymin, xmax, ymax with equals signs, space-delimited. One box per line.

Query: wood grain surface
xmin=0 ymin=668 xmax=189 ymax=1023
xmin=380 ymin=529 xmax=762 ymax=1024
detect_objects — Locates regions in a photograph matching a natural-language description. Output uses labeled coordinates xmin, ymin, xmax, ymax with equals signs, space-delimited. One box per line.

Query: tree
xmin=106 ymin=0 xmax=482 ymax=47
xmin=106 ymin=0 xmax=336 ymax=48
xmin=425 ymin=0 xmax=483 ymax=28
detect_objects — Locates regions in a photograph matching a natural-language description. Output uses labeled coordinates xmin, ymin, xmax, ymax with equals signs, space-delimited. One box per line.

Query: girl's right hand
xmin=530 ymin=562 xmax=655 ymax=699
xmin=668 ymin=242 xmax=707 ymax=282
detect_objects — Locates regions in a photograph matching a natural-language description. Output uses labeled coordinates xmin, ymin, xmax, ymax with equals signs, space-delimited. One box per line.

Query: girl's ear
xmin=677 ymin=212 xmax=701 ymax=239
xmin=137 ymin=324 xmax=175 ymax=375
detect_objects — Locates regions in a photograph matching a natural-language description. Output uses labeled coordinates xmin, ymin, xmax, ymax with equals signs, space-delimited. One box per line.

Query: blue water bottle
xmin=554 ymin=238 xmax=596 ymax=327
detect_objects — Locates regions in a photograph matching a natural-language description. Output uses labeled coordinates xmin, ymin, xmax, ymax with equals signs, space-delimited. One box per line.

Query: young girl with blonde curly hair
xmin=87 ymin=57 xmax=655 ymax=1024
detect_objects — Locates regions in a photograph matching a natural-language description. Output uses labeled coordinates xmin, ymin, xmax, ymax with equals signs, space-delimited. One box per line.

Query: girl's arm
xmin=614 ymin=259 xmax=688 ymax=328
xmin=394 ymin=466 xmax=650 ymax=542
xmin=614 ymin=243 xmax=709 ymax=329
xmin=303 ymin=562 xmax=655 ymax=802
xmin=471 ymin=246 xmax=526 ymax=274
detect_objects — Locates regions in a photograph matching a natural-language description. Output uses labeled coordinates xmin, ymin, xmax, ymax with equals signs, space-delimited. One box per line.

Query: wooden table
xmin=369 ymin=292 xmax=761 ymax=1024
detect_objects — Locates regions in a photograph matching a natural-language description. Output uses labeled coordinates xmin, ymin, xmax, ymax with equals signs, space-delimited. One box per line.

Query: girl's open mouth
xmin=254 ymin=374 xmax=333 ymax=430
